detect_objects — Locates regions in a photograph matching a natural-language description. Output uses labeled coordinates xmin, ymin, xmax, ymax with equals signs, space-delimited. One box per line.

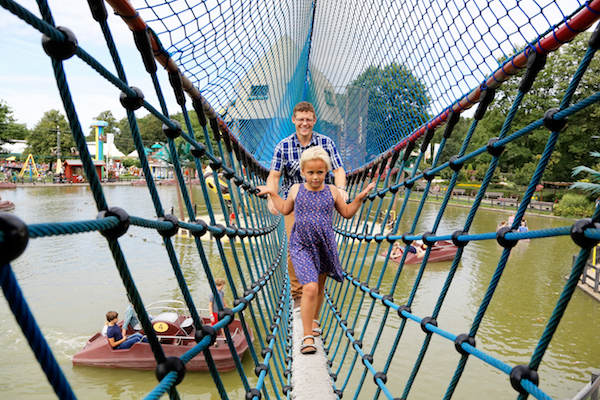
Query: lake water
xmin=0 ymin=185 xmax=598 ymax=399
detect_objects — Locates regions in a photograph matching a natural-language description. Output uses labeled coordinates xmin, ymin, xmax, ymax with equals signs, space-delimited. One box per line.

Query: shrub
xmin=553 ymin=193 xmax=595 ymax=218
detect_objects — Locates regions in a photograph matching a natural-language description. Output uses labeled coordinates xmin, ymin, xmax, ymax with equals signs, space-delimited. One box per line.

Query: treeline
xmin=0 ymin=104 xmax=218 ymax=164
xmin=425 ymin=33 xmax=600 ymax=185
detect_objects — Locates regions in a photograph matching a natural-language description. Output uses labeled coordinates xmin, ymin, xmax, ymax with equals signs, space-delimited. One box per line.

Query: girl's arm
xmin=332 ymin=182 xmax=376 ymax=218
xmin=257 ymin=184 xmax=296 ymax=215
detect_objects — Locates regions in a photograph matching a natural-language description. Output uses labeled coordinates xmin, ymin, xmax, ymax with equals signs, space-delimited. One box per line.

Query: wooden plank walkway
xmin=291 ymin=305 xmax=336 ymax=400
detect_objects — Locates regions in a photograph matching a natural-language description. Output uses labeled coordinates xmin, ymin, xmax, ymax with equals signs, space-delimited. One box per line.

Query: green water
xmin=0 ymin=186 xmax=598 ymax=399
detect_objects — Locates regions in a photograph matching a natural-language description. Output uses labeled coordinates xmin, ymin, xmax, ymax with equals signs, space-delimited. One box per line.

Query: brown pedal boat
xmin=73 ymin=303 xmax=252 ymax=372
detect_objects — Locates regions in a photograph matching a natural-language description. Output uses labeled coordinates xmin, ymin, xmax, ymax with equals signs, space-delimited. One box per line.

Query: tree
xmin=87 ymin=110 xmax=118 ymax=141
xmin=484 ymin=33 xmax=600 ymax=182
xmin=116 ymin=113 xmax=163 ymax=155
xmin=349 ymin=63 xmax=431 ymax=159
xmin=0 ymin=100 xmax=28 ymax=146
xmin=26 ymin=110 xmax=75 ymax=159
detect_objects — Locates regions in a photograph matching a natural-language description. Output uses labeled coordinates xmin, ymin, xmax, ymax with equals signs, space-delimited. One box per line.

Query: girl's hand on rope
xmin=256 ymin=185 xmax=282 ymax=215
xmin=357 ymin=182 xmax=376 ymax=201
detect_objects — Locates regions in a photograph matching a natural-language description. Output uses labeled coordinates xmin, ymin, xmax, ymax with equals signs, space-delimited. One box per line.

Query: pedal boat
xmin=388 ymin=240 xmax=458 ymax=264
xmin=73 ymin=302 xmax=252 ymax=372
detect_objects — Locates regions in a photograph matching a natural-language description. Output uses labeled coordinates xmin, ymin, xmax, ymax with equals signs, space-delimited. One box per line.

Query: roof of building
xmin=64 ymin=159 xmax=106 ymax=166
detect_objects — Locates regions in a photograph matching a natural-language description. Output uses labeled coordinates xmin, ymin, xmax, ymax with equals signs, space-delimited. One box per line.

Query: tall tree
xmin=349 ymin=63 xmax=431 ymax=159
xmin=116 ymin=112 xmax=163 ymax=155
xmin=87 ymin=110 xmax=118 ymax=141
xmin=26 ymin=110 xmax=75 ymax=159
xmin=0 ymin=100 xmax=28 ymax=146
xmin=484 ymin=32 xmax=600 ymax=182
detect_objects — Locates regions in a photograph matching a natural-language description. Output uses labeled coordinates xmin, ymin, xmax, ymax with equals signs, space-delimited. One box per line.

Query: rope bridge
xmin=1 ymin=0 xmax=600 ymax=399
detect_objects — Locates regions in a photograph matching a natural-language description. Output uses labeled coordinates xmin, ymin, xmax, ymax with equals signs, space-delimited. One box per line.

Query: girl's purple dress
xmin=289 ymin=184 xmax=344 ymax=284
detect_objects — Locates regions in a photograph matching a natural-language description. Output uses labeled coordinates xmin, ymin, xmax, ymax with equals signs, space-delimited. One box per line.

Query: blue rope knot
xmin=190 ymin=144 xmax=206 ymax=158
xmin=486 ymin=137 xmax=505 ymax=157
xmin=454 ymin=333 xmax=476 ymax=356
xmin=217 ymin=308 xmax=234 ymax=326
xmin=496 ymin=226 xmax=518 ymax=248
xmin=254 ymin=363 xmax=268 ymax=377
xmin=449 ymin=155 xmax=464 ymax=171
xmin=543 ymin=108 xmax=568 ymax=132
xmin=397 ymin=305 xmax=411 ymax=319
xmin=194 ymin=324 xmax=216 ymax=346
xmin=422 ymin=168 xmax=435 ymax=182
xmin=362 ymin=354 xmax=374 ymax=366
xmin=233 ymin=297 xmax=249 ymax=311
xmin=210 ymin=224 xmax=226 ymax=239
xmin=157 ymin=214 xmax=178 ymax=238
xmin=282 ymin=385 xmax=292 ymax=395
xmin=421 ymin=231 xmax=436 ymax=246
xmin=245 ymin=388 xmax=261 ymax=400
xmin=97 ymin=207 xmax=129 ymax=239
xmin=420 ymin=316 xmax=437 ymax=333
xmin=451 ymin=230 xmax=469 ymax=247
xmin=0 ymin=213 xmax=29 ymax=265
xmin=119 ymin=86 xmax=144 ymax=110
xmin=155 ymin=356 xmax=186 ymax=386
xmin=41 ymin=26 xmax=78 ymax=60
xmin=162 ymin=119 xmax=182 ymax=139
xmin=374 ymin=371 xmax=387 ymax=385
xmin=509 ymin=364 xmax=539 ymax=395
xmin=190 ymin=219 xmax=208 ymax=237
xmin=570 ymin=218 xmax=600 ymax=248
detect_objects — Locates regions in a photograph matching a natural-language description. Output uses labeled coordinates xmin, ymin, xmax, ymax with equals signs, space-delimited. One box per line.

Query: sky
xmin=0 ymin=0 xmax=181 ymax=130
xmin=0 ymin=0 xmax=593 ymax=134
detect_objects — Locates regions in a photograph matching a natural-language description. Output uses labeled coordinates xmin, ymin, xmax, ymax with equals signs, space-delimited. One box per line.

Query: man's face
xmin=292 ymin=111 xmax=316 ymax=140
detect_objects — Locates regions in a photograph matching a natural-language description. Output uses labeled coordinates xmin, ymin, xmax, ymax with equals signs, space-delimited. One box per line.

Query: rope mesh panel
xmin=0 ymin=0 xmax=599 ymax=399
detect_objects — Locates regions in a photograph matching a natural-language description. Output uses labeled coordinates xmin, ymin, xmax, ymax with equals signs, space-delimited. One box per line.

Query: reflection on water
xmin=0 ymin=186 xmax=598 ymax=399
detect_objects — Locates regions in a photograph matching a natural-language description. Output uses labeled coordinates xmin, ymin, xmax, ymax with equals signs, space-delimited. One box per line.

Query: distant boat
xmin=204 ymin=171 xmax=231 ymax=200
xmin=0 ymin=198 xmax=15 ymax=211
xmin=73 ymin=300 xmax=253 ymax=372
xmin=386 ymin=240 xmax=458 ymax=264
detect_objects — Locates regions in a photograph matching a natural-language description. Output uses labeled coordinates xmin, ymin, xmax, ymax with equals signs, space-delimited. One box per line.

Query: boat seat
xmin=152 ymin=312 xmax=178 ymax=323
xmin=180 ymin=317 xmax=194 ymax=334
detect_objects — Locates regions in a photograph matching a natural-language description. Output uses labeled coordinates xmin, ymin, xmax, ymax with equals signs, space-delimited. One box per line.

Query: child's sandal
xmin=312 ymin=319 xmax=322 ymax=336
xmin=300 ymin=335 xmax=317 ymax=354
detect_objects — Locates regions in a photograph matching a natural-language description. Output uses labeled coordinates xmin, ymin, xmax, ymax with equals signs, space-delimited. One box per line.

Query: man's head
xmin=292 ymin=102 xmax=316 ymax=143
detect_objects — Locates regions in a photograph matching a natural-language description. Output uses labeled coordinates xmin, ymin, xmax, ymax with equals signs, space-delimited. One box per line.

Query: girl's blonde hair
xmin=300 ymin=146 xmax=332 ymax=171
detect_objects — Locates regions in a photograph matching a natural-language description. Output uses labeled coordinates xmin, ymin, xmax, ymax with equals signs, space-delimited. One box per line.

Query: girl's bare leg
xmin=301 ymin=282 xmax=318 ymax=349
xmin=314 ymin=274 xmax=327 ymax=328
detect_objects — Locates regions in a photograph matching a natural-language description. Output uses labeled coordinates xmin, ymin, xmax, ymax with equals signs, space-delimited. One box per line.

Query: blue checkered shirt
xmin=270 ymin=132 xmax=343 ymax=198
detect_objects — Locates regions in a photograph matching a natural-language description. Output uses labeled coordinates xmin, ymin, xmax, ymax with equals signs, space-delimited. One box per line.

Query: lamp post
xmin=55 ymin=123 xmax=62 ymax=174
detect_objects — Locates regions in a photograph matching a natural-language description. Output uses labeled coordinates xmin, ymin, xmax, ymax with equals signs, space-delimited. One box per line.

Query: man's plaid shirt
xmin=270 ymin=132 xmax=343 ymax=199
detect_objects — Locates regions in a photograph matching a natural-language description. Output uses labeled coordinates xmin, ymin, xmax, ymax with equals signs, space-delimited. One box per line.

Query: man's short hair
xmin=293 ymin=101 xmax=315 ymax=117
xmin=106 ymin=311 xmax=118 ymax=322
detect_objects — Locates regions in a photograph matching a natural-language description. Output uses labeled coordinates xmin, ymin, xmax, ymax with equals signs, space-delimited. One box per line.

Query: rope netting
xmin=0 ymin=0 xmax=600 ymax=400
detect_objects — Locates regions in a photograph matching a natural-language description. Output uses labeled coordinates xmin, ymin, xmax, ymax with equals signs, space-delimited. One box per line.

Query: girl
xmin=258 ymin=146 xmax=375 ymax=354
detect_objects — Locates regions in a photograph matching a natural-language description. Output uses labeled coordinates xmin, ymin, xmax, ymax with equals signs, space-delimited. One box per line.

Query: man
xmin=266 ymin=101 xmax=347 ymax=308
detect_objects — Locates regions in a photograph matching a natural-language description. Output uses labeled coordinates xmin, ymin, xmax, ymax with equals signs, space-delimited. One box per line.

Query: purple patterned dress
xmin=289 ymin=184 xmax=344 ymax=284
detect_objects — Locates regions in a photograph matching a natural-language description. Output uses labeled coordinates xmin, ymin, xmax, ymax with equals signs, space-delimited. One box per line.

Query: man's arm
xmin=265 ymin=170 xmax=282 ymax=215
xmin=332 ymin=167 xmax=346 ymax=189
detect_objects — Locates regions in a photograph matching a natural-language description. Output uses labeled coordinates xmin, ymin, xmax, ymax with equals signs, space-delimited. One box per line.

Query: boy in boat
xmin=209 ymin=278 xmax=227 ymax=331
xmin=105 ymin=311 xmax=146 ymax=350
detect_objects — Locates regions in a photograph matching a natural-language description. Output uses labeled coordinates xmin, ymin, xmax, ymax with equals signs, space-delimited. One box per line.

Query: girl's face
xmin=301 ymin=159 xmax=328 ymax=190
